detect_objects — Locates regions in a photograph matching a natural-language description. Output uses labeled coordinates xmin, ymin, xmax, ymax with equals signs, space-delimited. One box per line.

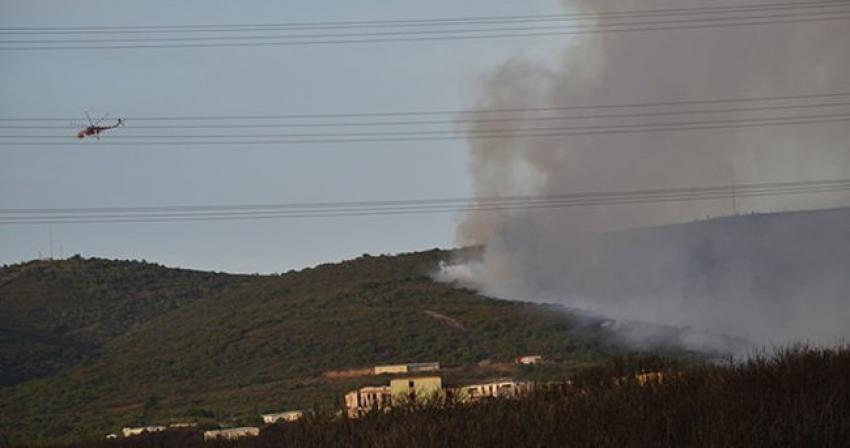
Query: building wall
xmin=345 ymin=385 xmax=392 ymax=417
xmin=407 ymin=362 xmax=440 ymax=373
xmin=203 ymin=427 xmax=259 ymax=440
xmin=359 ymin=386 xmax=392 ymax=409
xmin=261 ymin=411 xmax=303 ymax=424
xmin=458 ymin=380 xmax=532 ymax=402
xmin=389 ymin=376 xmax=442 ymax=401
xmin=122 ymin=426 xmax=166 ymax=437
xmin=344 ymin=390 xmax=360 ymax=410
xmin=374 ymin=362 xmax=439 ymax=375
xmin=635 ymin=372 xmax=667 ymax=386
xmin=516 ymin=355 xmax=543 ymax=365
xmin=373 ymin=364 xmax=409 ymax=375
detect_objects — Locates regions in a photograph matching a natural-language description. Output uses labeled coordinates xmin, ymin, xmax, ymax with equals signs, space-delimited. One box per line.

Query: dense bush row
xmin=41 ymin=347 xmax=850 ymax=448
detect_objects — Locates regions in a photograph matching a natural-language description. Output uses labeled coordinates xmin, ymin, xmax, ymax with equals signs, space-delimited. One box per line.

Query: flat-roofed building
xmin=389 ymin=376 xmax=443 ymax=401
xmin=261 ymin=410 xmax=304 ymax=424
xmin=407 ymin=362 xmax=440 ymax=373
xmin=373 ymin=364 xmax=408 ymax=375
xmin=457 ymin=380 xmax=531 ymax=402
xmin=516 ymin=355 xmax=543 ymax=365
xmin=373 ymin=362 xmax=439 ymax=375
xmin=122 ymin=426 xmax=166 ymax=437
xmin=635 ymin=371 xmax=667 ymax=386
xmin=203 ymin=427 xmax=259 ymax=441
xmin=344 ymin=385 xmax=392 ymax=417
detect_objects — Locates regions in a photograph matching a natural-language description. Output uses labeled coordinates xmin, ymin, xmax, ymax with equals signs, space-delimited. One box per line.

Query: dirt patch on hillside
xmin=323 ymin=368 xmax=373 ymax=380
xmin=423 ymin=310 xmax=465 ymax=330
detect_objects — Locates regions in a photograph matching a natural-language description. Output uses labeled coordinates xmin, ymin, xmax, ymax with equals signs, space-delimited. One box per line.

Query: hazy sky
xmin=0 ymin=0 xmax=565 ymax=273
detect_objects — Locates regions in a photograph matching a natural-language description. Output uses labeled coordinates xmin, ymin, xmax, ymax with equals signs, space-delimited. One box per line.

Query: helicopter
xmin=75 ymin=112 xmax=124 ymax=140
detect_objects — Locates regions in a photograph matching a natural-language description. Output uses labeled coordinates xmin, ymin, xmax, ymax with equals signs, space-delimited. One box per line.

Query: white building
xmin=261 ymin=410 xmax=304 ymax=424
xmin=203 ymin=427 xmax=260 ymax=441
xmin=457 ymin=380 xmax=532 ymax=401
xmin=516 ymin=355 xmax=543 ymax=365
xmin=344 ymin=385 xmax=392 ymax=417
xmin=122 ymin=426 xmax=167 ymax=437
xmin=389 ymin=376 xmax=443 ymax=400
xmin=373 ymin=362 xmax=439 ymax=375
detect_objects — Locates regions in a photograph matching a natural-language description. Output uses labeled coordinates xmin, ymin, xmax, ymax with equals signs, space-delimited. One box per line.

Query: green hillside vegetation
xmin=0 ymin=249 xmax=653 ymax=445
xmin=0 ymin=257 xmax=246 ymax=386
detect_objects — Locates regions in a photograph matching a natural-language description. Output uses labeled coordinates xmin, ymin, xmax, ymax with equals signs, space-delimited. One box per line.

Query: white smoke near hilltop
xmin=446 ymin=0 xmax=850 ymax=352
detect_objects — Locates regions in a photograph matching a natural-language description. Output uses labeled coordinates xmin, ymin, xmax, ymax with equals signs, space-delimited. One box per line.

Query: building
xmin=203 ymin=427 xmax=260 ymax=441
xmin=261 ymin=410 xmax=304 ymax=424
xmin=373 ymin=364 xmax=407 ymax=375
xmin=635 ymin=371 xmax=669 ymax=386
xmin=389 ymin=376 xmax=443 ymax=401
xmin=344 ymin=376 xmax=443 ymax=417
xmin=344 ymin=385 xmax=393 ymax=417
xmin=167 ymin=422 xmax=197 ymax=428
xmin=456 ymin=380 xmax=531 ymax=402
xmin=516 ymin=355 xmax=543 ymax=365
xmin=373 ymin=362 xmax=440 ymax=375
xmin=613 ymin=371 xmax=675 ymax=386
xmin=122 ymin=426 xmax=167 ymax=437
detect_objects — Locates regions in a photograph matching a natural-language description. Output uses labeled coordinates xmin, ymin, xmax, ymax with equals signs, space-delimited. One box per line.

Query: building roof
xmin=205 ymin=427 xmax=259 ymax=434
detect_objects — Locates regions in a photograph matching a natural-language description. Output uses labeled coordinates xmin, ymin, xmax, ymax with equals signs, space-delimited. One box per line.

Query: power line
xmin=1 ymin=12 xmax=848 ymax=50
xmin=3 ymin=0 xmax=846 ymax=34
xmin=3 ymin=100 xmax=849 ymax=130
xmin=1 ymin=114 xmax=847 ymax=146
xmin=7 ymin=9 xmax=850 ymax=45
xmin=4 ymin=178 xmax=847 ymax=215
xmin=3 ymin=112 xmax=849 ymax=140
xmin=2 ymin=92 xmax=848 ymax=122
xmin=1 ymin=178 xmax=847 ymax=225
xmin=7 ymin=110 xmax=850 ymax=137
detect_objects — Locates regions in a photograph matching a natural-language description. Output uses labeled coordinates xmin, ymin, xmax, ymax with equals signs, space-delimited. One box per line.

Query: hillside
xmin=0 ymin=257 xmax=247 ymax=386
xmin=568 ymin=206 xmax=850 ymax=348
xmin=0 ymin=249 xmax=634 ymax=445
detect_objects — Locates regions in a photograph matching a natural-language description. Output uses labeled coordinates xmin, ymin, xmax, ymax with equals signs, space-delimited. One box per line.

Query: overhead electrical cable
xmin=2 ymin=0 xmax=846 ymax=34
xmin=6 ymin=9 xmax=850 ymax=45
xmin=1 ymin=4 xmax=848 ymax=50
xmin=4 ymin=178 xmax=848 ymax=214
xmin=1 ymin=178 xmax=848 ymax=225
xmin=2 ymin=17 xmax=848 ymax=51
xmin=2 ymin=92 xmax=847 ymax=122
xmin=3 ymin=112 xmax=850 ymax=140
xmin=2 ymin=100 xmax=849 ymax=130
xmin=1 ymin=114 xmax=847 ymax=146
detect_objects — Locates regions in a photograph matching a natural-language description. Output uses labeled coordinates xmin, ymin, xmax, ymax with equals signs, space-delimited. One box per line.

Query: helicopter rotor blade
xmin=84 ymin=111 xmax=94 ymax=127
xmin=94 ymin=113 xmax=110 ymax=127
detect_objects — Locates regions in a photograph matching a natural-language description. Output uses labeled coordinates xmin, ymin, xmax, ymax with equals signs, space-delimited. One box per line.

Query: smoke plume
xmin=449 ymin=0 xmax=850 ymax=352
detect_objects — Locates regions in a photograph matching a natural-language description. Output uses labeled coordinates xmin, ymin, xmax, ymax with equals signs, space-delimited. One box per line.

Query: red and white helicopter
xmin=75 ymin=112 xmax=124 ymax=140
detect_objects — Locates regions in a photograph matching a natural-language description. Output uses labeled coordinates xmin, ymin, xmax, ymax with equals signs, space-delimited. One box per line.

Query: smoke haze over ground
xmin=446 ymin=0 xmax=850 ymax=352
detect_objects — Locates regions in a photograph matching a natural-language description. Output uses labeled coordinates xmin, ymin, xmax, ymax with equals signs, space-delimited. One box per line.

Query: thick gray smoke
xmin=448 ymin=0 xmax=850 ymax=352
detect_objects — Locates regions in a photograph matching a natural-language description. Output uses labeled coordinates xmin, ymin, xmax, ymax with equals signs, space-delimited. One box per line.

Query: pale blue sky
xmin=0 ymin=0 xmax=567 ymax=273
